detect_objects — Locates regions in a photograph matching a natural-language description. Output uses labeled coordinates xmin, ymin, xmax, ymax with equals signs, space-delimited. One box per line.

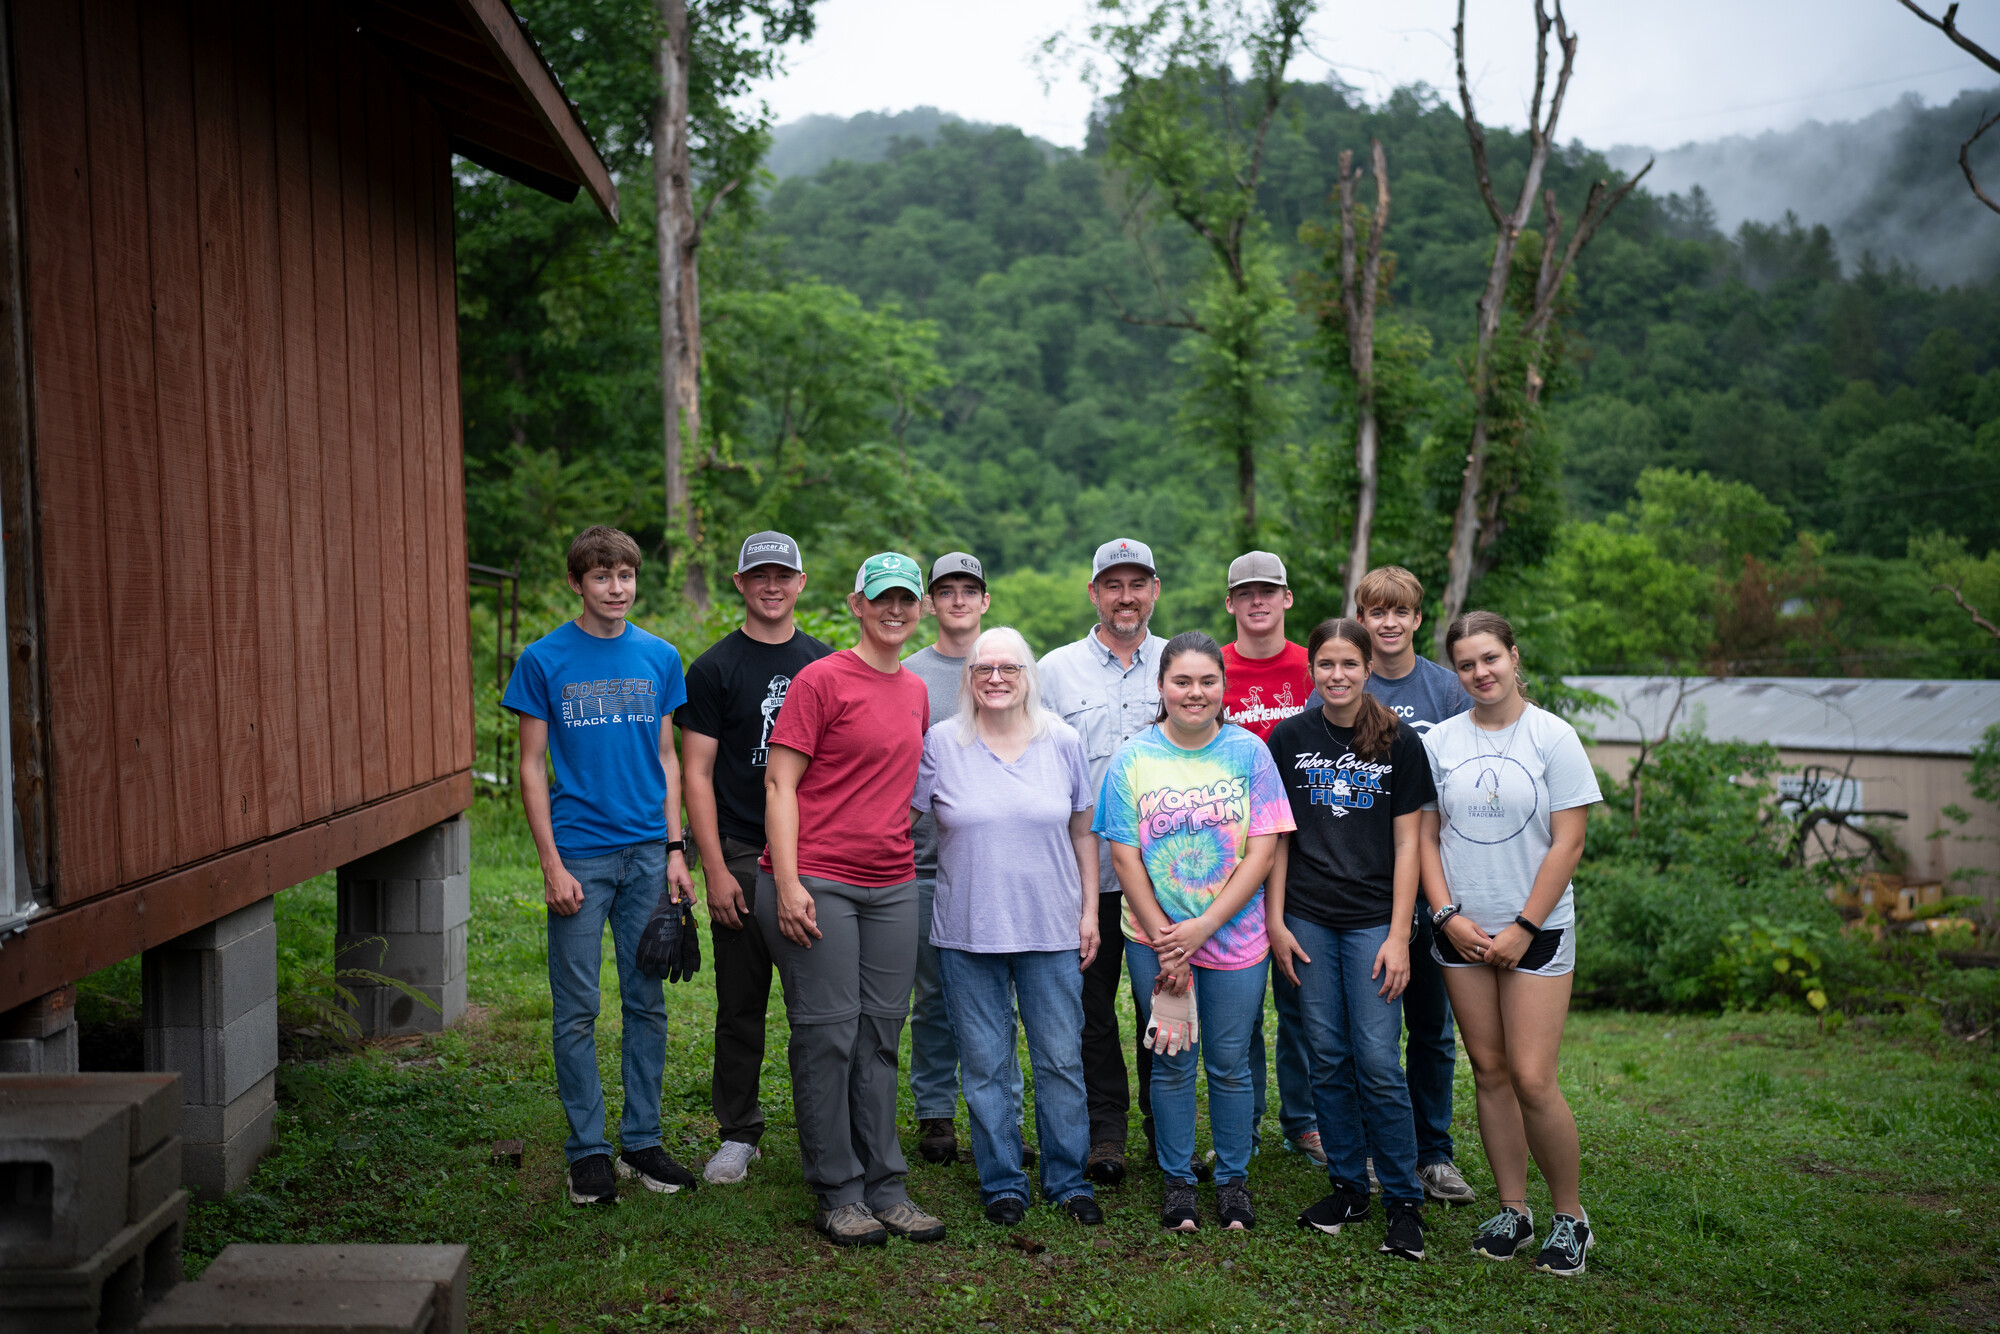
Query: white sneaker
xmin=1419 ymin=1160 xmax=1478 ymax=1204
xmin=704 ymin=1140 xmax=760 ymax=1184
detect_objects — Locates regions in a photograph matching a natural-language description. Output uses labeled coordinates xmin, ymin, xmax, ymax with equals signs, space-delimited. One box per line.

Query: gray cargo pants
xmin=755 ymin=870 xmax=918 ymax=1212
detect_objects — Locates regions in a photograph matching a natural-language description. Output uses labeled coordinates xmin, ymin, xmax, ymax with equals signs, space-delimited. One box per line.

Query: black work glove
xmin=669 ymin=899 xmax=701 ymax=983
xmin=635 ymin=888 xmax=681 ymax=981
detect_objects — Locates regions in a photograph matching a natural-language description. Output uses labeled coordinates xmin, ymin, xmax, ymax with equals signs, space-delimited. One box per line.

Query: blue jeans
xmin=1405 ymin=912 xmax=1458 ymax=1167
xmin=1126 ymin=939 xmax=1267 ymax=1186
xmin=1285 ymin=914 xmax=1423 ymax=1204
xmin=911 ymin=879 xmax=1023 ymax=1123
xmin=1250 ymin=967 xmax=1317 ymax=1140
xmin=938 ymin=948 xmax=1093 ymax=1207
xmin=547 ymin=842 xmax=668 ymax=1164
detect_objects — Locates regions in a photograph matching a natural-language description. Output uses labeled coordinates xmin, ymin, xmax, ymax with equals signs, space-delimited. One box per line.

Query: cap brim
xmin=861 ymin=574 xmax=924 ymax=600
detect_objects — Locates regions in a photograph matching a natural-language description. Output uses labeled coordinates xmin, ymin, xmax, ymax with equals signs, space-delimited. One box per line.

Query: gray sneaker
xmin=814 ymin=1202 xmax=887 ymax=1248
xmin=874 ymin=1199 xmax=947 ymax=1243
xmin=1419 ymin=1160 xmax=1478 ymax=1204
xmin=703 ymin=1140 xmax=760 ymax=1185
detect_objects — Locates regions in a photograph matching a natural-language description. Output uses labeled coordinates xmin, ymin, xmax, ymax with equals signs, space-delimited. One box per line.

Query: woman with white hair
xmin=910 ymin=626 xmax=1104 ymax=1227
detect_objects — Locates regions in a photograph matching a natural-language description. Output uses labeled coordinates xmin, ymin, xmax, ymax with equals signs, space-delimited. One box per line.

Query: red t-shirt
xmin=1220 ymin=641 xmax=1312 ymax=741
xmin=759 ymin=649 xmax=930 ymax=887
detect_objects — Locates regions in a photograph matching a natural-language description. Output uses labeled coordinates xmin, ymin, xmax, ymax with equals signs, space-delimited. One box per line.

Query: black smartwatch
xmin=665 ymin=838 xmax=686 ymax=855
xmin=1513 ymin=914 xmax=1543 ymax=937
xmin=1431 ymin=903 xmax=1462 ymax=930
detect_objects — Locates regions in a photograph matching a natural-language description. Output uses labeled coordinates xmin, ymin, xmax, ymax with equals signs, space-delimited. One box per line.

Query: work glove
xmin=1144 ymin=979 xmax=1201 ymax=1056
xmin=635 ymin=888 xmax=681 ymax=981
xmin=668 ymin=898 xmax=701 ymax=983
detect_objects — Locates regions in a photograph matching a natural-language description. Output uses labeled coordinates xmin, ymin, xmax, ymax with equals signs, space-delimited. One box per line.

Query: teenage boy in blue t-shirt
xmin=502 ymin=525 xmax=698 ymax=1206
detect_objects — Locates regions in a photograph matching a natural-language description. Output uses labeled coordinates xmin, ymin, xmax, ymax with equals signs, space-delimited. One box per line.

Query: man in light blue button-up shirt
xmin=1036 ymin=538 xmax=1168 ymax=1187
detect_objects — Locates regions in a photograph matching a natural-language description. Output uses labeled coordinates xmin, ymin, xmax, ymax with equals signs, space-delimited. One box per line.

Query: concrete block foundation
xmin=199 ymin=1244 xmax=469 ymax=1334
xmin=0 ymin=1188 xmax=185 ymax=1334
xmin=336 ymin=815 xmax=471 ymax=1037
xmin=0 ymin=987 xmax=79 ymax=1076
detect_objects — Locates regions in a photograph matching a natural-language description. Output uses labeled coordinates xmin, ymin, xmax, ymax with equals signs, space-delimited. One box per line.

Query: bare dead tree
xmin=1897 ymin=1 xmax=2000 ymax=215
xmin=1436 ymin=0 xmax=1652 ymax=657
xmin=1337 ymin=140 xmax=1390 ymax=615
xmin=1933 ymin=580 xmax=2000 ymax=641
xmin=1624 ymin=676 xmax=1694 ymax=834
xmin=654 ymin=0 xmax=706 ymax=607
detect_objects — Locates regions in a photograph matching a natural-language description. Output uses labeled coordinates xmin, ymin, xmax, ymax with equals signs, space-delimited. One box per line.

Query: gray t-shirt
xmin=911 ymin=719 xmax=1093 ymax=953
xmin=1367 ymin=654 xmax=1473 ymax=737
xmin=902 ymin=645 xmax=967 ymax=875
xmin=1421 ymin=704 xmax=1601 ymax=933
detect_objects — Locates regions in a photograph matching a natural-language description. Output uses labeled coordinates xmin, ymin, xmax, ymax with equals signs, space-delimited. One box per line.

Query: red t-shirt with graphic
xmin=1220 ymin=641 xmax=1312 ymax=741
xmin=759 ymin=649 xmax=930 ymax=886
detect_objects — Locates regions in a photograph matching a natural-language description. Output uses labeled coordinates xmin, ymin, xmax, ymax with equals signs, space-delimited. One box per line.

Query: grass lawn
xmin=172 ymin=794 xmax=2000 ymax=1333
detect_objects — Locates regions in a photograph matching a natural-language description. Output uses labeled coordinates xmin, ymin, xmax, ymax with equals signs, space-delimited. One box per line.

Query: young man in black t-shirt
xmin=677 ymin=532 xmax=833 ymax=1184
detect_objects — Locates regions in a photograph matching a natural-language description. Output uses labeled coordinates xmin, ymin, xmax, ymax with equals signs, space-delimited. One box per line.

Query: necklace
xmin=1472 ymin=703 xmax=1529 ymax=801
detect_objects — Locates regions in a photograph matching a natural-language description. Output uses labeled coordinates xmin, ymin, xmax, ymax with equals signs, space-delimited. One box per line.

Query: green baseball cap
xmin=853 ymin=552 xmax=924 ymax=600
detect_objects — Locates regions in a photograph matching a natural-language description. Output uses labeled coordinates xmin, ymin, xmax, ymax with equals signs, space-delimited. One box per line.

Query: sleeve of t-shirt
xmin=500 ymin=643 xmax=550 ymax=720
xmin=1543 ymin=716 xmax=1603 ymax=812
xmin=1062 ymin=729 xmax=1092 ymax=812
xmin=911 ymin=729 xmax=941 ymax=812
xmin=1093 ymin=747 xmax=1138 ymax=846
xmin=766 ymin=663 xmax=827 ymax=759
xmin=675 ymin=652 xmax=722 ymax=739
xmin=1245 ymin=741 xmax=1297 ymax=836
xmin=655 ymin=642 xmax=689 ymax=717
xmin=1391 ymin=725 xmax=1437 ymax=817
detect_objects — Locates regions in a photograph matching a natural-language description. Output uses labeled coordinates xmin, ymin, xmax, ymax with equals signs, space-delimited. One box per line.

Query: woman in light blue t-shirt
xmin=910 ymin=627 xmax=1103 ymax=1229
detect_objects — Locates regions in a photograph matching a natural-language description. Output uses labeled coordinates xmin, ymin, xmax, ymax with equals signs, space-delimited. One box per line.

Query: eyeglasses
xmin=971 ymin=664 xmax=1023 ymax=679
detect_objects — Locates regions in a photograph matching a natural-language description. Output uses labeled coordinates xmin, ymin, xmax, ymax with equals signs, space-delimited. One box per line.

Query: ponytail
xmin=1304 ymin=618 xmax=1400 ymax=761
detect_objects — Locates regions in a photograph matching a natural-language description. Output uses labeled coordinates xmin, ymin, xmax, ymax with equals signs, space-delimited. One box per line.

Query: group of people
xmin=502 ymin=525 xmax=1602 ymax=1277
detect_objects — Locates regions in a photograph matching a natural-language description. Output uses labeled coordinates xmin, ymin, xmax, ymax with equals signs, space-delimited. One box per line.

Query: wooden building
xmin=0 ymin=0 xmax=613 ymax=1027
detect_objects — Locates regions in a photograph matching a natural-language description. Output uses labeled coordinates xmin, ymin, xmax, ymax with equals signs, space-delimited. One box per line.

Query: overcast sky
xmin=751 ymin=0 xmax=2000 ymax=151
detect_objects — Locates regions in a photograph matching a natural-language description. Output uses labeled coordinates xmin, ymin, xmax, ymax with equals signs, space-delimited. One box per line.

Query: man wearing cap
xmin=1219 ymin=553 xmax=1322 ymax=1166
xmin=1037 ymin=538 xmax=1168 ymax=1185
xmin=677 ymin=533 xmax=834 ymax=1185
xmin=757 ymin=552 xmax=948 ymax=1247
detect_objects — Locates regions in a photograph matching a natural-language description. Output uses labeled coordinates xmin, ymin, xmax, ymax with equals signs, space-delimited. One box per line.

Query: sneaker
xmin=1020 ymin=1133 xmax=1038 ymax=1169
xmin=1087 ymin=1141 xmax=1127 ymax=1186
xmin=567 ymin=1154 xmax=617 ymax=1206
xmin=1284 ymin=1130 xmax=1328 ymax=1165
xmin=985 ymin=1195 xmax=1027 ymax=1227
xmin=1062 ymin=1194 xmax=1104 ymax=1225
xmin=815 ymin=1202 xmax=887 ymax=1248
xmin=1161 ymin=1180 xmax=1199 ymax=1232
xmin=1534 ymin=1213 xmax=1592 ymax=1277
xmin=1297 ymin=1186 xmax=1370 ymax=1235
xmin=617 ymin=1146 xmax=697 ymax=1194
xmin=1471 ymin=1205 xmax=1535 ymax=1261
xmin=917 ymin=1118 xmax=958 ymax=1165
xmin=875 ymin=1199 xmax=947 ymax=1243
xmin=1216 ymin=1180 xmax=1256 ymax=1230
xmin=1366 ymin=1157 xmax=1380 ymax=1194
xmin=703 ymin=1140 xmax=760 ymax=1185
xmin=1419 ymin=1161 xmax=1477 ymax=1205
xmin=1380 ymin=1202 xmax=1427 ymax=1261
xmin=1192 ymin=1152 xmax=1215 ymax=1184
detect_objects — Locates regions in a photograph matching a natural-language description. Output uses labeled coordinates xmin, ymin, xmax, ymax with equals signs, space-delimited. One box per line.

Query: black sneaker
xmin=1062 ymin=1194 xmax=1104 ymax=1226
xmin=1161 ymin=1180 xmax=1199 ymax=1232
xmin=1020 ymin=1131 xmax=1038 ymax=1169
xmin=1087 ymin=1140 xmax=1127 ymax=1185
xmin=617 ymin=1146 xmax=696 ymax=1194
xmin=986 ymin=1195 xmax=1027 ymax=1226
xmin=1471 ymin=1206 xmax=1535 ymax=1261
xmin=1191 ymin=1153 xmax=1215 ymax=1184
xmin=1216 ymin=1180 xmax=1256 ymax=1230
xmin=1534 ymin=1213 xmax=1592 ymax=1277
xmin=1380 ymin=1202 xmax=1426 ymax=1261
xmin=1297 ymin=1186 xmax=1370 ymax=1235
xmin=918 ymin=1118 xmax=958 ymax=1164
xmin=567 ymin=1153 xmax=617 ymax=1206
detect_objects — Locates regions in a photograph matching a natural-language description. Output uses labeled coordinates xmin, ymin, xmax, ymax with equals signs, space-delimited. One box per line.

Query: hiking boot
xmin=875 ymin=1199 xmax=947 ymax=1243
xmin=1534 ymin=1213 xmax=1592 ymax=1277
xmin=1063 ymin=1193 xmax=1104 ymax=1225
xmin=617 ymin=1146 xmax=696 ymax=1194
xmin=1419 ymin=1160 xmax=1477 ymax=1204
xmin=986 ymin=1195 xmax=1027 ymax=1227
xmin=917 ymin=1118 xmax=958 ymax=1165
xmin=1216 ymin=1180 xmax=1256 ymax=1230
xmin=1087 ymin=1140 xmax=1127 ymax=1185
xmin=1297 ymin=1186 xmax=1370 ymax=1235
xmin=567 ymin=1154 xmax=617 ymax=1206
xmin=1284 ymin=1130 xmax=1328 ymax=1165
xmin=1471 ymin=1205 xmax=1535 ymax=1261
xmin=815 ymin=1202 xmax=887 ymax=1248
xmin=1160 ymin=1180 xmax=1199 ymax=1232
xmin=703 ymin=1140 xmax=760 ymax=1185
xmin=1381 ymin=1201 xmax=1427 ymax=1261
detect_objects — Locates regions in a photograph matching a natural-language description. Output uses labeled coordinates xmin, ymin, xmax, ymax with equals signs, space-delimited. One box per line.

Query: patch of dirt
xmin=1932 ymin=1272 xmax=2000 ymax=1331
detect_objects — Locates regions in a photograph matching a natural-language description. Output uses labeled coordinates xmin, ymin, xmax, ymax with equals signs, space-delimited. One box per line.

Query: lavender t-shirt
xmin=911 ymin=718 xmax=1094 ymax=953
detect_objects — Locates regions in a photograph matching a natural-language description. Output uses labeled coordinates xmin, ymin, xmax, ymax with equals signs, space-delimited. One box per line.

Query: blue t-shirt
xmin=1366 ymin=655 xmax=1472 ymax=738
xmin=502 ymin=621 xmax=688 ymax=858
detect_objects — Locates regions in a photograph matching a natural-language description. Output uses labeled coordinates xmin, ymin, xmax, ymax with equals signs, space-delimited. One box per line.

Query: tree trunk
xmin=652 ymin=0 xmax=708 ymax=609
xmin=1339 ymin=141 xmax=1389 ymax=616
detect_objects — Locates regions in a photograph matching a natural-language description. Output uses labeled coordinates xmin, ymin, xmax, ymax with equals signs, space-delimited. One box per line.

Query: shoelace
xmin=1475 ymin=1209 xmax=1524 ymax=1239
xmin=1545 ymin=1215 xmax=1580 ymax=1257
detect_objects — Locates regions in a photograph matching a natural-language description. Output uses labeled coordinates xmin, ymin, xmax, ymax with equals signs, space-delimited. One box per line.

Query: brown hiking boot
xmin=1086 ymin=1140 xmax=1127 ymax=1185
xmin=917 ymin=1118 xmax=958 ymax=1164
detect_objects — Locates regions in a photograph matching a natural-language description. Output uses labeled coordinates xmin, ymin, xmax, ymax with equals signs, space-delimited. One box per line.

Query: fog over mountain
xmin=768 ymin=107 xmax=1062 ymax=180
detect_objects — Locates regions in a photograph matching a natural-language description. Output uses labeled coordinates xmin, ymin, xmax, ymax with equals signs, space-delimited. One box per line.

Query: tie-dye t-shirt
xmin=1094 ymin=723 xmax=1296 ymax=970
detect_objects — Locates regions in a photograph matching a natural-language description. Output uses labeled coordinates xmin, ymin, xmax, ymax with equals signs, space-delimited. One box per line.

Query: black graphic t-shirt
xmin=1266 ymin=711 xmax=1436 ymax=930
xmin=676 ymin=627 xmax=834 ymax=846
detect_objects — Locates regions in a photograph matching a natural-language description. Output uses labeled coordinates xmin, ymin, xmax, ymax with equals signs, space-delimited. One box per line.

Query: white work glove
xmin=1145 ymin=979 xmax=1201 ymax=1056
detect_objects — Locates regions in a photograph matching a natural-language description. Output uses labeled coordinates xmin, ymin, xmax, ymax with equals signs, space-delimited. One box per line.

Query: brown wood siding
xmin=13 ymin=0 xmax=473 ymax=906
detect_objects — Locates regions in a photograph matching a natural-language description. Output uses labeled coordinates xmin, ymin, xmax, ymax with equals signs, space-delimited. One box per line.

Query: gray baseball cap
xmin=1227 ymin=550 xmax=1288 ymax=590
xmin=1091 ymin=537 xmax=1156 ymax=579
xmin=737 ymin=531 xmax=803 ymax=573
xmin=928 ymin=551 xmax=986 ymax=589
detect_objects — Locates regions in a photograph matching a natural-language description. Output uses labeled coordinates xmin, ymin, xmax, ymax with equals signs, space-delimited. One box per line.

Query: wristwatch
xmin=1431 ymin=903 xmax=1462 ymax=930
xmin=665 ymin=838 xmax=686 ymax=855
